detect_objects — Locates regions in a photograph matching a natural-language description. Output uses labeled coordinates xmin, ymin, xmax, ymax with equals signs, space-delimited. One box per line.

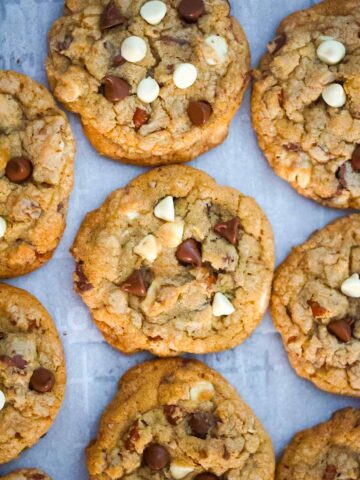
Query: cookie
xmin=276 ymin=408 xmax=360 ymax=480
xmin=87 ymin=358 xmax=275 ymax=479
xmin=0 ymin=284 xmax=66 ymax=464
xmin=71 ymin=165 xmax=274 ymax=356
xmin=252 ymin=0 xmax=360 ymax=209
xmin=0 ymin=70 xmax=75 ymax=278
xmin=271 ymin=214 xmax=360 ymax=397
xmin=46 ymin=0 xmax=250 ymax=166
xmin=0 ymin=470 xmax=51 ymax=480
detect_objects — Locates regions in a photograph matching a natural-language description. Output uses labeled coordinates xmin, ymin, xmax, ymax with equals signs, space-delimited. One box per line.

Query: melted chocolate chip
xmin=271 ymin=33 xmax=287 ymax=54
xmin=176 ymin=239 xmax=202 ymax=267
xmin=120 ymin=270 xmax=147 ymax=297
xmin=6 ymin=156 xmax=33 ymax=183
xmin=30 ymin=368 xmax=55 ymax=393
xmin=103 ymin=75 xmax=130 ymax=102
xmin=213 ymin=217 xmax=241 ymax=245
xmin=143 ymin=444 xmax=170 ymax=470
xmin=133 ymin=108 xmax=149 ymax=129
xmin=100 ymin=1 xmax=126 ymax=30
xmin=112 ymin=53 xmax=126 ymax=67
xmin=327 ymin=318 xmax=353 ymax=343
xmin=323 ymin=465 xmax=337 ymax=480
xmin=178 ymin=0 xmax=205 ymax=22
xmin=188 ymin=411 xmax=215 ymax=439
xmin=163 ymin=405 xmax=182 ymax=425
xmin=75 ymin=261 xmax=93 ymax=292
xmin=351 ymin=144 xmax=360 ymax=171
xmin=0 ymin=354 xmax=28 ymax=370
xmin=187 ymin=100 xmax=212 ymax=126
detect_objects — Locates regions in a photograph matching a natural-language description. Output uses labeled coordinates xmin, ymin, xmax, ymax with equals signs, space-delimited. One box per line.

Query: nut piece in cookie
xmin=86 ymin=358 xmax=275 ymax=480
xmin=271 ymin=213 xmax=360 ymax=397
xmin=71 ymin=165 xmax=274 ymax=356
xmin=0 ymin=284 xmax=66 ymax=463
xmin=252 ymin=0 xmax=360 ymax=209
xmin=276 ymin=408 xmax=360 ymax=480
xmin=46 ymin=0 xmax=250 ymax=166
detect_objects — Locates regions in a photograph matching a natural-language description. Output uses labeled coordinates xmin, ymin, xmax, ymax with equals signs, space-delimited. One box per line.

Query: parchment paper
xmin=0 ymin=0 xmax=358 ymax=477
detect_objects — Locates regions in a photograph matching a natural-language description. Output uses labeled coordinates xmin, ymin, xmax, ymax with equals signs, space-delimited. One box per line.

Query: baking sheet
xmin=0 ymin=0 xmax=359 ymax=477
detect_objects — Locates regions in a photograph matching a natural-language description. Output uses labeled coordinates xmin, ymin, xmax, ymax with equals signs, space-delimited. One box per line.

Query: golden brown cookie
xmin=46 ymin=0 xmax=250 ymax=166
xmin=252 ymin=0 xmax=360 ymax=209
xmin=87 ymin=358 xmax=275 ymax=479
xmin=71 ymin=165 xmax=274 ymax=356
xmin=0 ymin=70 xmax=75 ymax=278
xmin=0 ymin=470 xmax=51 ymax=480
xmin=271 ymin=214 xmax=360 ymax=397
xmin=0 ymin=284 xmax=66 ymax=464
xmin=276 ymin=408 xmax=360 ymax=480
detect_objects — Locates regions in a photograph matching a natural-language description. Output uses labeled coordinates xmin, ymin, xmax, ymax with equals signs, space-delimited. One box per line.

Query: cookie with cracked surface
xmin=71 ymin=165 xmax=274 ymax=356
xmin=276 ymin=408 xmax=360 ymax=480
xmin=0 ymin=70 xmax=74 ymax=278
xmin=271 ymin=214 xmax=360 ymax=397
xmin=46 ymin=0 xmax=250 ymax=166
xmin=87 ymin=358 xmax=275 ymax=479
xmin=0 ymin=284 xmax=66 ymax=464
xmin=0 ymin=470 xmax=51 ymax=480
xmin=252 ymin=0 xmax=360 ymax=209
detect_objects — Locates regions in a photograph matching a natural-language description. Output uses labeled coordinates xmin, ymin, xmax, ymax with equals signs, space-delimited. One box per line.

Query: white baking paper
xmin=0 ymin=0 xmax=358 ymax=478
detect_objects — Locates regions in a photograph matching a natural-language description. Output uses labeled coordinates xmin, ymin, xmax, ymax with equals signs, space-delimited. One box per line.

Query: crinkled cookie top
xmin=272 ymin=214 xmax=360 ymax=397
xmin=0 ymin=470 xmax=51 ymax=480
xmin=87 ymin=359 xmax=275 ymax=480
xmin=0 ymin=70 xmax=74 ymax=278
xmin=276 ymin=408 xmax=360 ymax=480
xmin=252 ymin=0 xmax=360 ymax=209
xmin=0 ymin=284 xmax=66 ymax=464
xmin=46 ymin=0 xmax=250 ymax=165
xmin=71 ymin=166 xmax=274 ymax=356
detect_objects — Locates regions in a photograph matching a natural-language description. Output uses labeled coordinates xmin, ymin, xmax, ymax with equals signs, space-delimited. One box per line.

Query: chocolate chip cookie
xmin=87 ymin=358 xmax=275 ymax=479
xmin=252 ymin=0 xmax=360 ymax=209
xmin=271 ymin=214 xmax=360 ymax=397
xmin=276 ymin=408 xmax=360 ymax=480
xmin=46 ymin=0 xmax=250 ymax=166
xmin=0 ymin=470 xmax=51 ymax=480
xmin=0 ymin=70 xmax=75 ymax=278
xmin=0 ymin=284 xmax=66 ymax=464
xmin=71 ymin=165 xmax=274 ymax=356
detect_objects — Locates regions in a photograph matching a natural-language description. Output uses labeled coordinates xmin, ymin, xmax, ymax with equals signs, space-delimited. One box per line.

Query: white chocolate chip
xmin=137 ymin=77 xmax=160 ymax=103
xmin=0 ymin=390 xmax=5 ymax=411
xmin=212 ymin=292 xmax=235 ymax=316
xmin=204 ymin=35 xmax=228 ymax=65
xmin=190 ymin=381 xmax=215 ymax=402
xmin=154 ymin=196 xmax=175 ymax=222
xmin=0 ymin=217 xmax=6 ymax=239
xmin=121 ymin=36 xmax=147 ymax=63
xmin=173 ymin=63 xmax=198 ymax=89
xmin=134 ymin=234 xmax=158 ymax=263
xmin=317 ymin=39 xmax=346 ymax=65
xmin=140 ymin=1 xmax=167 ymax=25
xmin=341 ymin=273 xmax=360 ymax=298
xmin=170 ymin=461 xmax=195 ymax=479
xmin=157 ymin=220 xmax=184 ymax=248
xmin=322 ymin=83 xmax=346 ymax=108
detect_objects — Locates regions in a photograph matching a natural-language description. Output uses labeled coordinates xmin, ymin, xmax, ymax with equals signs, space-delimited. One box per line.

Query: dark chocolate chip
xmin=187 ymin=100 xmax=212 ymax=126
xmin=120 ymin=270 xmax=147 ymax=297
xmin=327 ymin=318 xmax=353 ymax=343
xmin=143 ymin=444 xmax=170 ymax=470
xmin=178 ymin=0 xmax=205 ymax=22
xmin=30 ymin=367 xmax=55 ymax=393
xmin=112 ymin=53 xmax=126 ymax=67
xmin=133 ymin=108 xmax=149 ymax=129
xmin=176 ymin=239 xmax=202 ymax=267
xmin=213 ymin=216 xmax=241 ymax=245
xmin=194 ymin=474 xmax=219 ymax=480
xmin=100 ymin=1 xmax=126 ymax=30
xmin=103 ymin=74 xmax=130 ymax=102
xmin=5 ymin=156 xmax=33 ymax=183
xmin=188 ymin=411 xmax=214 ymax=439
xmin=336 ymin=163 xmax=347 ymax=189
xmin=323 ymin=465 xmax=337 ymax=480
xmin=271 ymin=33 xmax=287 ymax=54
xmin=75 ymin=261 xmax=93 ymax=292
xmin=0 ymin=354 xmax=28 ymax=370
xmin=351 ymin=144 xmax=360 ymax=171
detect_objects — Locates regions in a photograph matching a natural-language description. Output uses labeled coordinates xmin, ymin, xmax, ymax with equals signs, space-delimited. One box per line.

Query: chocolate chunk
xmin=271 ymin=33 xmax=287 ymax=54
xmin=163 ymin=404 xmax=182 ymax=425
xmin=188 ymin=411 xmax=214 ymax=439
xmin=30 ymin=367 xmax=55 ymax=393
xmin=133 ymin=108 xmax=149 ymax=129
xmin=327 ymin=318 xmax=353 ymax=343
xmin=57 ymin=34 xmax=73 ymax=52
xmin=6 ymin=156 xmax=33 ymax=183
xmin=112 ymin=53 xmax=126 ymax=67
xmin=103 ymin=75 xmax=130 ymax=102
xmin=100 ymin=1 xmax=126 ymax=30
xmin=213 ymin=216 xmax=241 ymax=245
xmin=143 ymin=444 xmax=170 ymax=470
xmin=187 ymin=100 xmax=212 ymax=126
xmin=323 ymin=465 xmax=337 ymax=480
xmin=178 ymin=0 xmax=205 ymax=22
xmin=351 ymin=144 xmax=360 ymax=171
xmin=120 ymin=270 xmax=147 ymax=297
xmin=176 ymin=239 xmax=202 ymax=267
xmin=307 ymin=300 xmax=328 ymax=318
xmin=0 ymin=354 xmax=28 ymax=370
xmin=194 ymin=474 xmax=219 ymax=480
xmin=75 ymin=261 xmax=93 ymax=292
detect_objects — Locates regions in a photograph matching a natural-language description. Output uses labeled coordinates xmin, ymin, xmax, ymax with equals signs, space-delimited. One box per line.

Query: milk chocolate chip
xmin=213 ymin=216 xmax=241 ymax=245
xmin=176 ymin=239 xmax=202 ymax=267
xmin=178 ymin=0 xmax=205 ymax=22
xmin=103 ymin=75 xmax=130 ymax=102
xmin=6 ymin=156 xmax=33 ymax=183
xmin=120 ymin=270 xmax=147 ymax=297
xmin=327 ymin=318 xmax=353 ymax=343
xmin=143 ymin=444 xmax=170 ymax=470
xmin=187 ymin=101 xmax=212 ymax=126
xmin=351 ymin=144 xmax=360 ymax=171
xmin=100 ymin=1 xmax=126 ymax=30
xmin=30 ymin=368 xmax=55 ymax=393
